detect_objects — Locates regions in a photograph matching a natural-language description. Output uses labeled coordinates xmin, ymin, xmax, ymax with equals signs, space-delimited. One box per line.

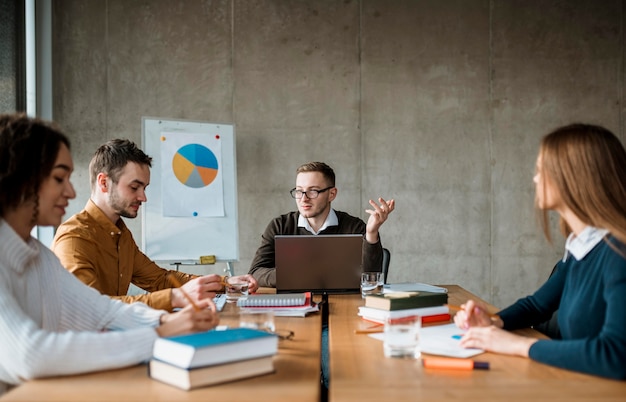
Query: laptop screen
xmin=275 ymin=234 xmax=363 ymax=294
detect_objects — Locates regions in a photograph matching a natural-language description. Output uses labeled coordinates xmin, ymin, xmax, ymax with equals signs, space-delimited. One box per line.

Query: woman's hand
xmin=453 ymin=299 xmax=499 ymax=330
xmin=156 ymin=300 xmax=219 ymax=338
xmin=453 ymin=299 xmax=537 ymax=357
xmin=459 ymin=325 xmax=537 ymax=357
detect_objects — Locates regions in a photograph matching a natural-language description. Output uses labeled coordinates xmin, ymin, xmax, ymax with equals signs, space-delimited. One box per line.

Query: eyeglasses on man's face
xmin=290 ymin=186 xmax=334 ymax=199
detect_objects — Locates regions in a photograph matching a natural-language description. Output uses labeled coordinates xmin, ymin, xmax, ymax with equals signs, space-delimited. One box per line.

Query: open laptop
xmin=275 ymin=234 xmax=363 ymax=294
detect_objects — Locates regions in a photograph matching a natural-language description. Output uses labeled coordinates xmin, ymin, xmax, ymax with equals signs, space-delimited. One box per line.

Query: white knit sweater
xmin=0 ymin=220 xmax=164 ymax=395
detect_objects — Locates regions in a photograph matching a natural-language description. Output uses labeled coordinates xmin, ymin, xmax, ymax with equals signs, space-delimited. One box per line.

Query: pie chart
xmin=172 ymin=143 xmax=219 ymax=188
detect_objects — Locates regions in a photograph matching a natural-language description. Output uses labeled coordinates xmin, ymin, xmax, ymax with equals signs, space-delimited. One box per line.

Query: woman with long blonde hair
xmin=454 ymin=123 xmax=626 ymax=380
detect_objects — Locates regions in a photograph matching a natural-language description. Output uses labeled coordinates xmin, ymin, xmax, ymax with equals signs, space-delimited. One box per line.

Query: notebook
xmin=275 ymin=234 xmax=363 ymax=294
xmin=237 ymin=292 xmax=320 ymax=317
xmin=237 ymin=293 xmax=309 ymax=307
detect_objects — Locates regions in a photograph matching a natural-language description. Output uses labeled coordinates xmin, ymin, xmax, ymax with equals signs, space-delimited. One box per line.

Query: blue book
xmin=153 ymin=328 xmax=278 ymax=369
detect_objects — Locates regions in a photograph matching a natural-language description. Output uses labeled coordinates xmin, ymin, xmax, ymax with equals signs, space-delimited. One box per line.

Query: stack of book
xmin=149 ymin=327 xmax=278 ymax=390
xmin=359 ymin=287 xmax=450 ymax=325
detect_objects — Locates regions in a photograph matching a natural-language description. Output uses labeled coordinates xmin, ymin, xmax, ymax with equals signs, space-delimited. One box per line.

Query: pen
xmin=354 ymin=323 xmax=384 ymax=334
xmin=354 ymin=327 xmax=383 ymax=334
xmin=220 ymin=275 xmax=230 ymax=289
xmin=445 ymin=304 xmax=500 ymax=319
xmin=422 ymin=357 xmax=490 ymax=370
xmin=168 ymin=273 xmax=201 ymax=311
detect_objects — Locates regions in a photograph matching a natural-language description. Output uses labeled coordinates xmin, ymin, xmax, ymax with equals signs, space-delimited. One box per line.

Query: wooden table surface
xmin=3 ymin=286 xmax=625 ymax=402
xmin=0 ymin=301 xmax=322 ymax=402
xmin=327 ymin=285 xmax=626 ymax=402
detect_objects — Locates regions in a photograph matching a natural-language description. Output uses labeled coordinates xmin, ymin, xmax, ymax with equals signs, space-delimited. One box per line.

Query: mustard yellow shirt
xmin=52 ymin=200 xmax=194 ymax=312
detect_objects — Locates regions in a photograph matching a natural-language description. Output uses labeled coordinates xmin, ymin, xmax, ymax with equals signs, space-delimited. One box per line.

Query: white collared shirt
xmin=563 ymin=226 xmax=609 ymax=262
xmin=298 ymin=209 xmax=339 ymax=235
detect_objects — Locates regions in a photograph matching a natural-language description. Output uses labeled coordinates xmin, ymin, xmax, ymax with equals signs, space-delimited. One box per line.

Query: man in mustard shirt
xmin=52 ymin=139 xmax=257 ymax=312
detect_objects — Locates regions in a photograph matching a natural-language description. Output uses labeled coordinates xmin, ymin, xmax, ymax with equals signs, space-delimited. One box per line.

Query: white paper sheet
xmin=369 ymin=323 xmax=485 ymax=358
xmin=160 ymin=131 xmax=225 ymax=217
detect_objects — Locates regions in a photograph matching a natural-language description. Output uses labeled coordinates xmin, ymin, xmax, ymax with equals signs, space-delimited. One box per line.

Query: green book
xmin=364 ymin=291 xmax=448 ymax=311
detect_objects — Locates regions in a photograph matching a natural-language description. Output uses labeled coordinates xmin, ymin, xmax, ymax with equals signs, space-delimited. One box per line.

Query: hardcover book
xmin=149 ymin=356 xmax=274 ymax=390
xmin=364 ymin=291 xmax=448 ymax=311
xmin=152 ymin=328 xmax=278 ymax=369
xmin=358 ymin=305 xmax=451 ymax=324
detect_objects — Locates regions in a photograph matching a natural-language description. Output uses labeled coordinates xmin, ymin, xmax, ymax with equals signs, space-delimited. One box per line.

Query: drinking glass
xmin=383 ymin=315 xmax=421 ymax=358
xmin=225 ymin=279 xmax=249 ymax=303
xmin=239 ymin=311 xmax=276 ymax=333
xmin=361 ymin=271 xmax=384 ymax=298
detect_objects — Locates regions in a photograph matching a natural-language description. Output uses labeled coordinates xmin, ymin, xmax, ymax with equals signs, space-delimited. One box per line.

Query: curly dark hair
xmin=0 ymin=113 xmax=70 ymax=219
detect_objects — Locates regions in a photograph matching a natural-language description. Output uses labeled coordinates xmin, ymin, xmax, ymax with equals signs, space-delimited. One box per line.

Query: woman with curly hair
xmin=0 ymin=114 xmax=219 ymax=395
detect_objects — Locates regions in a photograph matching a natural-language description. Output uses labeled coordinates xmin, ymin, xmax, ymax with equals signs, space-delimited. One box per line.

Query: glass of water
xmin=225 ymin=279 xmax=249 ymax=303
xmin=360 ymin=271 xmax=384 ymax=298
xmin=239 ymin=311 xmax=275 ymax=333
xmin=383 ymin=315 xmax=421 ymax=358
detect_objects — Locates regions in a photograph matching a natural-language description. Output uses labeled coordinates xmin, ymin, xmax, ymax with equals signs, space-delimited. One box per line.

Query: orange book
xmin=421 ymin=313 xmax=452 ymax=324
xmin=358 ymin=305 xmax=450 ymax=325
xmin=361 ymin=313 xmax=450 ymax=325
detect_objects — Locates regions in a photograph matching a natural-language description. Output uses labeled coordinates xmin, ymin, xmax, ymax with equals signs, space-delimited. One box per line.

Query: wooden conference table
xmin=1 ymin=300 xmax=323 ymax=402
xmin=328 ymin=285 xmax=626 ymax=402
xmin=2 ymin=286 xmax=625 ymax=402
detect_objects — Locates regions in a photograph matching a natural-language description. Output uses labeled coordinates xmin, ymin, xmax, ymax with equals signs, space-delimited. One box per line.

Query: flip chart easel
xmin=141 ymin=117 xmax=238 ymax=276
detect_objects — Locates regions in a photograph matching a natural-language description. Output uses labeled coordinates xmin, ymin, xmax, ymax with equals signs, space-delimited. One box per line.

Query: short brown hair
xmin=296 ymin=162 xmax=335 ymax=187
xmin=89 ymin=139 xmax=152 ymax=189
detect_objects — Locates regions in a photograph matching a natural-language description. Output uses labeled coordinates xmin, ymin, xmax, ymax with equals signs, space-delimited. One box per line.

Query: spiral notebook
xmin=236 ymin=292 xmax=308 ymax=308
xmin=237 ymin=292 xmax=319 ymax=317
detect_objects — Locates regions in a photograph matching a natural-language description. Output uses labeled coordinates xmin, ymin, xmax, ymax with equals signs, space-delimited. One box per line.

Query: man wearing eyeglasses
xmin=248 ymin=161 xmax=394 ymax=392
xmin=248 ymin=161 xmax=395 ymax=287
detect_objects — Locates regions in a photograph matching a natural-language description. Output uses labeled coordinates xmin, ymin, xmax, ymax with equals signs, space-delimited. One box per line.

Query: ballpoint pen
xmin=354 ymin=326 xmax=383 ymax=334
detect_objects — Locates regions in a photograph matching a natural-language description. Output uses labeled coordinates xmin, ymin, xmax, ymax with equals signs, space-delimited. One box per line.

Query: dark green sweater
xmin=499 ymin=237 xmax=626 ymax=380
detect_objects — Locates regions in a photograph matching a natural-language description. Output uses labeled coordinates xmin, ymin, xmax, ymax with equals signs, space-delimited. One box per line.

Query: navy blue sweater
xmin=498 ymin=237 xmax=626 ymax=380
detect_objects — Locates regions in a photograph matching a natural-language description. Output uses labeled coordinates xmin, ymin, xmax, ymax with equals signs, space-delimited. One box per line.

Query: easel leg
xmin=225 ymin=261 xmax=235 ymax=277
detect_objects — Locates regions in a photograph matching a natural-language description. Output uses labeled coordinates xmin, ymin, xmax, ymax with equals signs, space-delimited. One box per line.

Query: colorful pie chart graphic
xmin=172 ymin=144 xmax=219 ymax=188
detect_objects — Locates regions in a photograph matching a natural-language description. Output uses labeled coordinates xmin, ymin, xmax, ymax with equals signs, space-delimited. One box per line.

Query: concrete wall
xmin=51 ymin=0 xmax=625 ymax=307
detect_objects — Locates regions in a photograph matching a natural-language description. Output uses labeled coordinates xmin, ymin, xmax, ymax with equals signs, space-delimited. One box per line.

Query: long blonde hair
xmin=537 ymin=123 xmax=626 ymax=246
